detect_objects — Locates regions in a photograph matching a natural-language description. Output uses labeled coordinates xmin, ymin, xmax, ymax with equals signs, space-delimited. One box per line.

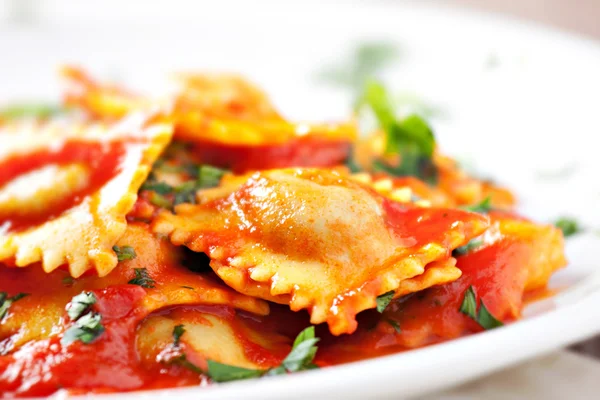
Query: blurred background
xmin=1 ymin=0 xmax=600 ymax=39
xmin=1 ymin=0 xmax=599 ymax=360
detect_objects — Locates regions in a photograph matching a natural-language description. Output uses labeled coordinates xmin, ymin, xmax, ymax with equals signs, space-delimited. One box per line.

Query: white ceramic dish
xmin=3 ymin=1 xmax=600 ymax=399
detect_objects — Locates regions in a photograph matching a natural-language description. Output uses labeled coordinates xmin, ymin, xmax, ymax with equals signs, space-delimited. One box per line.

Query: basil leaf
xmin=477 ymin=300 xmax=504 ymax=330
xmin=61 ymin=312 xmax=105 ymax=345
xmin=0 ymin=292 xmax=29 ymax=320
xmin=554 ymin=217 xmax=580 ymax=237
xmin=376 ymin=290 xmax=395 ymax=313
xmin=464 ymin=197 xmax=492 ymax=214
xmin=459 ymin=286 xmax=478 ymax=320
xmin=128 ymin=268 xmax=156 ymax=289
xmin=173 ymin=324 xmax=185 ymax=347
xmin=113 ymin=245 xmax=136 ymax=261
xmin=207 ymin=360 xmax=263 ymax=382
xmin=66 ymin=292 xmax=97 ymax=321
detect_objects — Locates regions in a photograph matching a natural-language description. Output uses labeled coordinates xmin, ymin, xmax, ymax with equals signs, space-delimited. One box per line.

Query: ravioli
xmin=153 ymin=168 xmax=489 ymax=335
xmin=329 ymin=214 xmax=566 ymax=354
xmin=0 ymin=113 xmax=172 ymax=277
xmin=0 ymin=223 xmax=268 ymax=356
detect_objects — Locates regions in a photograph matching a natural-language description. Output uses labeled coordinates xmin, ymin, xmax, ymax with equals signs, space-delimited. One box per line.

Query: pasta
xmin=0 ymin=68 xmax=566 ymax=397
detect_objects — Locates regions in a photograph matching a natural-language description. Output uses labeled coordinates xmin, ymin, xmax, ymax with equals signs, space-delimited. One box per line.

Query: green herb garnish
xmin=386 ymin=319 xmax=401 ymax=333
xmin=173 ymin=324 xmax=185 ymax=347
xmin=202 ymin=326 xmax=320 ymax=382
xmin=128 ymin=268 xmax=156 ymax=289
xmin=141 ymin=181 xmax=174 ymax=195
xmin=197 ymin=165 xmax=227 ymax=188
xmin=61 ymin=312 xmax=105 ymax=345
xmin=453 ymin=239 xmax=484 ymax=257
xmin=459 ymin=285 xmax=504 ymax=330
xmin=376 ymin=290 xmax=395 ymax=313
xmin=113 ymin=245 xmax=137 ymax=261
xmin=207 ymin=361 xmax=264 ymax=382
xmin=464 ymin=197 xmax=492 ymax=214
xmin=66 ymin=291 xmax=97 ymax=321
xmin=554 ymin=217 xmax=580 ymax=237
xmin=362 ymin=81 xmax=438 ymax=184
xmin=0 ymin=292 xmax=28 ymax=320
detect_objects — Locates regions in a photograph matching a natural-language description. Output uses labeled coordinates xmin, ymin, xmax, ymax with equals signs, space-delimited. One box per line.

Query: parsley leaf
xmin=147 ymin=191 xmax=173 ymax=209
xmin=362 ymin=81 xmax=438 ymax=184
xmin=554 ymin=217 xmax=580 ymax=237
xmin=453 ymin=239 xmax=484 ymax=257
xmin=66 ymin=292 xmax=97 ymax=321
xmin=206 ymin=326 xmax=320 ymax=382
xmin=207 ymin=361 xmax=264 ymax=382
xmin=61 ymin=312 xmax=105 ymax=345
xmin=477 ymin=301 xmax=504 ymax=330
xmin=279 ymin=326 xmax=319 ymax=372
xmin=141 ymin=181 xmax=174 ymax=195
xmin=0 ymin=292 xmax=29 ymax=320
xmin=197 ymin=165 xmax=227 ymax=188
xmin=128 ymin=268 xmax=156 ymax=289
xmin=459 ymin=286 xmax=477 ymax=319
xmin=464 ymin=197 xmax=492 ymax=214
xmin=376 ymin=290 xmax=395 ymax=313
xmin=173 ymin=324 xmax=185 ymax=347
xmin=386 ymin=319 xmax=401 ymax=333
xmin=113 ymin=245 xmax=136 ymax=261
xmin=459 ymin=285 xmax=504 ymax=330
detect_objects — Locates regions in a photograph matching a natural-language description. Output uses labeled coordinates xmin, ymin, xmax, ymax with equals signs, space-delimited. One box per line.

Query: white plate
xmin=3 ymin=1 xmax=600 ymax=399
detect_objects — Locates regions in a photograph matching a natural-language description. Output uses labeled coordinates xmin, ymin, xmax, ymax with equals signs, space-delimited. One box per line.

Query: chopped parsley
xmin=175 ymin=326 xmax=320 ymax=382
xmin=207 ymin=361 xmax=264 ymax=382
xmin=362 ymin=81 xmax=438 ymax=184
xmin=464 ymin=197 xmax=492 ymax=214
xmin=197 ymin=165 xmax=227 ymax=188
xmin=459 ymin=286 xmax=504 ymax=330
xmin=61 ymin=276 xmax=75 ymax=286
xmin=141 ymin=164 xmax=228 ymax=209
xmin=141 ymin=181 xmax=174 ymax=195
xmin=61 ymin=312 xmax=105 ymax=345
xmin=61 ymin=292 xmax=105 ymax=346
xmin=376 ymin=290 xmax=395 ymax=313
xmin=113 ymin=245 xmax=137 ymax=261
xmin=0 ymin=292 xmax=29 ymax=320
xmin=66 ymin=291 xmax=96 ymax=320
xmin=453 ymin=239 xmax=484 ymax=257
xmin=386 ymin=319 xmax=401 ymax=333
xmin=173 ymin=324 xmax=185 ymax=347
xmin=128 ymin=268 xmax=156 ymax=289
xmin=554 ymin=217 xmax=580 ymax=237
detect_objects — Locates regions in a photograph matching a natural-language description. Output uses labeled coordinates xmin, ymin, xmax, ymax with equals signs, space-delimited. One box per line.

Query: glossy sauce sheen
xmin=0 ymin=140 xmax=125 ymax=233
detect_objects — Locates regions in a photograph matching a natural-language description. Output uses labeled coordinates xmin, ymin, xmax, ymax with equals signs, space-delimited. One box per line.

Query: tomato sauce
xmin=190 ymin=137 xmax=351 ymax=173
xmin=0 ymin=140 xmax=125 ymax=233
